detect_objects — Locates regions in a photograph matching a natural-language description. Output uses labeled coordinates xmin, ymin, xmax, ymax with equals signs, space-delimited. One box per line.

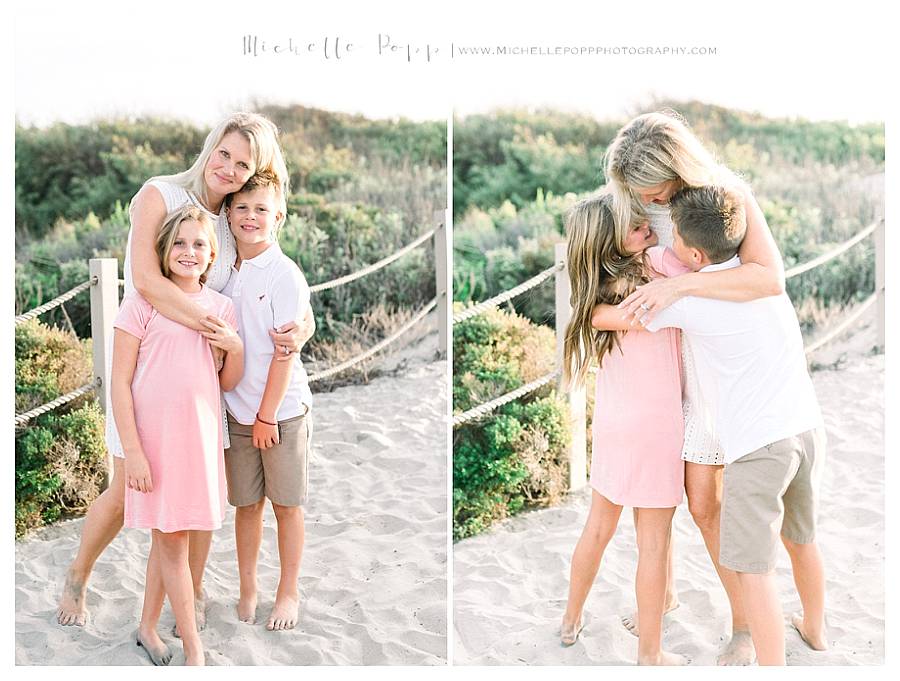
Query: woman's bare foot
xmin=135 ymin=628 xmax=172 ymax=666
xmin=172 ymin=593 xmax=207 ymax=637
xmin=560 ymin=614 xmax=584 ymax=646
xmin=183 ymin=642 xmax=205 ymax=666
xmin=791 ymin=612 xmax=828 ymax=651
xmin=716 ymin=629 xmax=756 ymax=665
xmin=621 ymin=596 xmax=680 ymax=636
xmin=56 ymin=570 xmax=89 ymax=626
xmin=237 ymin=591 xmax=258 ymax=624
xmin=637 ymin=650 xmax=689 ymax=665
xmin=266 ymin=593 xmax=299 ymax=631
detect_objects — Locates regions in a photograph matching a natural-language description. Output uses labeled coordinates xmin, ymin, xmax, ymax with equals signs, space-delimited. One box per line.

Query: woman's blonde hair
xmin=562 ymin=191 xmax=651 ymax=387
xmin=604 ymin=110 xmax=738 ymax=233
xmin=152 ymin=112 xmax=290 ymax=215
xmin=156 ymin=205 xmax=218 ymax=285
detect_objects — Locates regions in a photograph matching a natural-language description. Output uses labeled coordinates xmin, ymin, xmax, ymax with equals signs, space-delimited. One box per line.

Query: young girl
xmin=595 ymin=110 xmax=785 ymax=665
xmin=110 ymin=206 xmax=244 ymax=665
xmin=560 ymin=191 xmax=687 ymax=666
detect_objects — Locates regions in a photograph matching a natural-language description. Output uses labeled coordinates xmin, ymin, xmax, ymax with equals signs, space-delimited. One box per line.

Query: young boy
xmin=222 ymin=171 xmax=313 ymax=631
xmin=645 ymin=185 xmax=827 ymax=665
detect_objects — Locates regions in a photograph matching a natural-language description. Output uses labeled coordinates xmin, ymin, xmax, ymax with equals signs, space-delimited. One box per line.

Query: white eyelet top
xmin=646 ymin=202 xmax=724 ymax=465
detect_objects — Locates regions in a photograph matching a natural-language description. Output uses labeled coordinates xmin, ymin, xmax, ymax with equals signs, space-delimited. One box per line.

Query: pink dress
xmin=589 ymin=247 xmax=687 ymax=508
xmin=113 ymin=288 xmax=236 ymax=532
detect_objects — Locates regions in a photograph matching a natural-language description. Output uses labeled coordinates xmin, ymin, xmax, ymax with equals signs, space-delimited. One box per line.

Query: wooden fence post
xmin=875 ymin=218 xmax=885 ymax=350
xmin=89 ymin=258 xmax=119 ymax=414
xmin=555 ymin=242 xmax=587 ymax=491
xmin=434 ymin=209 xmax=450 ymax=357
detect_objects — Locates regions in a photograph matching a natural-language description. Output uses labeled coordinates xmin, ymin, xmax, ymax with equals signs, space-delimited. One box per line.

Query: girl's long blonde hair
xmin=604 ymin=110 xmax=738 ymax=233
xmin=156 ymin=205 xmax=218 ymax=285
xmin=152 ymin=112 xmax=290 ymax=215
xmin=562 ymin=191 xmax=650 ymax=387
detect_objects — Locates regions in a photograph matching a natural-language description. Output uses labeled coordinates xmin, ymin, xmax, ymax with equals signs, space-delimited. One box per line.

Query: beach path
xmin=16 ymin=361 xmax=448 ymax=665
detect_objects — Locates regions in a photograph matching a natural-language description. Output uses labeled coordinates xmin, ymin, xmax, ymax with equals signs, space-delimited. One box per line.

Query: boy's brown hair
xmin=670 ymin=185 xmax=747 ymax=263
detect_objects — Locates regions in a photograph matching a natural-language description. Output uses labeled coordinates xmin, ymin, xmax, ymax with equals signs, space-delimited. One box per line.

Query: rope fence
xmin=14 ymin=215 xmax=449 ymax=428
xmin=14 ymin=378 xmax=101 ymax=428
xmin=452 ymin=219 xmax=886 ymax=468
xmin=452 ymin=262 xmax=563 ymax=324
xmin=14 ymin=279 xmax=95 ymax=326
xmin=310 ymin=229 xmax=435 ymax=293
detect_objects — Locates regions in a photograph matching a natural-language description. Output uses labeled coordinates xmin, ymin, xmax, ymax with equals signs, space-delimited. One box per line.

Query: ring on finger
xmin=639 ymin=303 xmax=650 ymax=311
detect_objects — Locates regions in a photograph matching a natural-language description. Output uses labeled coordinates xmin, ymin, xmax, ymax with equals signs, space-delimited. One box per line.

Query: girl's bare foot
xmin=135 ymin=628 xmax=172 ymax=666
xmin=560 ymin=614 xmax=584 ymax=646
xmin=791 ymin=612 xmax=828 ymax=651
xmin=266 ymin=593 xmax=299 ymax=631
xmin=621 ymin=596 xmax=680 ymax=636
xmin=716 ymin=629 xmax=756 ymax=665
xmin=637 ymin=650 xmax=689 ymax=665
xmin=56 ymin=570 xmax=89 ymax=627
xmin=184 ymin=647 xmax=206 ymax=666
xmin=237 ymin=591 xmax=258 ymax=624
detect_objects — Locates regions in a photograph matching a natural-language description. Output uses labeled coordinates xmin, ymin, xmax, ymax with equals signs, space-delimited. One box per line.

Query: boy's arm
xmin=252 ymin=357 xmax=294 ymax=450
xmin=110 ymin=329 xmax=154 ymax=493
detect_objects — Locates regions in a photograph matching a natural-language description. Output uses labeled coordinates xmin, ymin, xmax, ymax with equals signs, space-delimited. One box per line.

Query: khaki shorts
xmin=719 ymin=428 xmax=826 ymax=574
xmin=225 ymin=410 xmax=311 ymax=507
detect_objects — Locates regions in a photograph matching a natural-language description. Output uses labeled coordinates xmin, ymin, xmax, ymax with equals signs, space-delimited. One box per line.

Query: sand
xmin=15 ymin=354 xmax=448 ymax=665
xmin=454 ymin=322 xmax=884 ymax=666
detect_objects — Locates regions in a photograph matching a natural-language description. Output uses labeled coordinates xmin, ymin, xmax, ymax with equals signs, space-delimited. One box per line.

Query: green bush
xmin=15 ymin=321 xmax=107 ymax=537
xmin=453 ymin=306 xmax=570 ymax=540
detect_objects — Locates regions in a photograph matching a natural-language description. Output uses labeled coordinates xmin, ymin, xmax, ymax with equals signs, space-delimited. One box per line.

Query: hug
xmin=561 ymin=112 xmax=827 ymax=666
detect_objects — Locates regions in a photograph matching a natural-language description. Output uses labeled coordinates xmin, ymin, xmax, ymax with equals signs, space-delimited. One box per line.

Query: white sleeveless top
xmin=108 ymin=179 xmax=236 ymax=455
xmin=647 ymin=202 xmax=724 ymax=465
xmin=124 ymin=179 xmax=236 ymax=294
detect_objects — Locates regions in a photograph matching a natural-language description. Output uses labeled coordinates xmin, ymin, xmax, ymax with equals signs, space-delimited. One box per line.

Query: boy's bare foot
xmin=716 ymin=630 xmax=756 ymax=665
xmin=560 ymin=614 xmax=584 ymax=646
xmin=183 ymin=645 xmax=206 ymax=666
xmin=621 ymin=596 xmax=680 ymax=636
xmin=266 ymin=593 xmax=299 ymax=631
xmin=237 ymin=592 xmax=258 ymax=624
xmin=135 ymin=628 xmax=172 ymax=666
xmin=56 ymin=570 xmax=89 ymax=626
xmin=791 ymin=612 xmax=828 ymax=651
xmin=637 ymin=650 xmax=689 ymax=665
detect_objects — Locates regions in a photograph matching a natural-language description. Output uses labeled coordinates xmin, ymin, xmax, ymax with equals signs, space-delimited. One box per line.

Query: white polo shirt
xmin=222 ymin=242 xmax=313 ymax=425
xmin=647 ymin=254 xmax=822 ymax=464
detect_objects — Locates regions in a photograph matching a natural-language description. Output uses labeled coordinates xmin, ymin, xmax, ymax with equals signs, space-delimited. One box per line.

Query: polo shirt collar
xmin=240 ymin=242 xmax=282 ymax=269
xmin=700 ymin=254 xmax=741 ymax=273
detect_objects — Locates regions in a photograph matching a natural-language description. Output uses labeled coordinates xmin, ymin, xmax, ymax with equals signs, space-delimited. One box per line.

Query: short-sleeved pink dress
xmin=113 ymin=287 xmax=237 ymax=532
xmin=589 ymin=247 xmax=688 ymax=508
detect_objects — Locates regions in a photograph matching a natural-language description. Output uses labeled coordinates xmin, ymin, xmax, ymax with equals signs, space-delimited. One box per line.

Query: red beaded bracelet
xmin=255 ymin=413 xmax=277 ymax=426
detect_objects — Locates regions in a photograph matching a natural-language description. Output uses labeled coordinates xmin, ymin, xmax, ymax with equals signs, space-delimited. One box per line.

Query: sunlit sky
xmin=14 ymin=0 xmax=890 ymax=126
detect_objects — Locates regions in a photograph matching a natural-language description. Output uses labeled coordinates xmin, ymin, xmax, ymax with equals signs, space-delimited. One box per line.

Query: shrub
xmin=453 ymin=306 xmax=570 ymax=540
xmin=15 ymin=320 xmax=107 ymax=537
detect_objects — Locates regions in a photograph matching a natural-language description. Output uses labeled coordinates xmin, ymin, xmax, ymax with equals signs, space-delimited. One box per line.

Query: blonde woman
xmin=561 ymin=192 xmax=687 ymax=666
xmin=56 ymin=113 xmax=315 ymax=639
xmin=593 ymin=111 xmax=785 ymax=665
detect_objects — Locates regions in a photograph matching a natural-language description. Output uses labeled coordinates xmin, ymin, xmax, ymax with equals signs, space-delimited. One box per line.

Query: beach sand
xmin=454 ymin=322 xmax=884 ymax=666
xmin=15 ymin=354 xmax=448 ymax=665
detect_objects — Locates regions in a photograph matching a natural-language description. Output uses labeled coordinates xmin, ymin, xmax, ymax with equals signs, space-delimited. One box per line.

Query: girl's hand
xmin=253 ymin=418 xmax=280 ymax=450
xmin=210 ymin=345 xmax=225 ymax=372
xmin=269 ymin=307 xmax=315 ymax=361
xmin=617 ymin=276 xmax=688 ymax=327
xmin=200 ymin=315 xmax=243 ymax=355
xmin=125 ymin=453 xmax=153 ymax=494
